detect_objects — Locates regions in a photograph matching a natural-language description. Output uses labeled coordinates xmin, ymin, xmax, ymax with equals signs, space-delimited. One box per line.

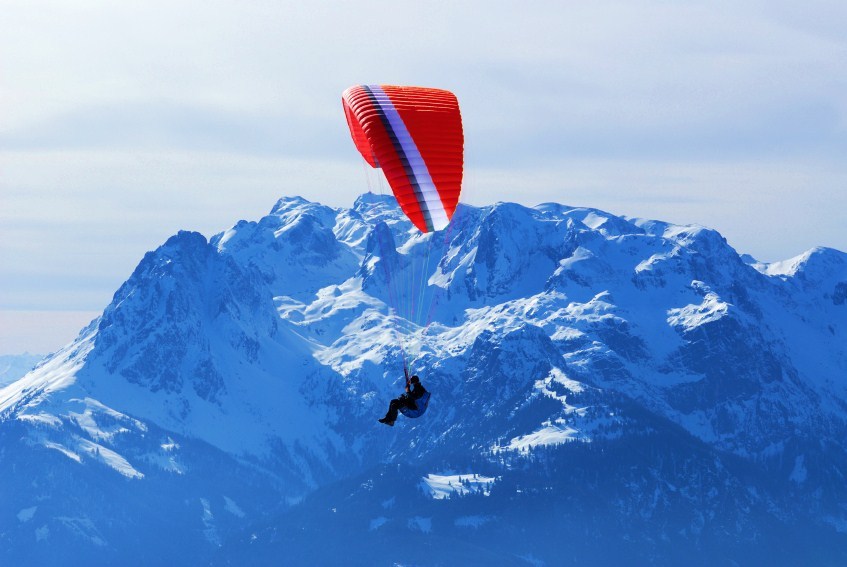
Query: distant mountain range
xmin=2 ymin=194 xmax=845 ymax=566
xmin=0 ymin=353 xmax=44 ymax=388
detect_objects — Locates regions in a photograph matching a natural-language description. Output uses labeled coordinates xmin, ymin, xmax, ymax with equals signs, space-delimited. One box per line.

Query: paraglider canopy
xmin=342 ymin=84 xmax=464 ymax=233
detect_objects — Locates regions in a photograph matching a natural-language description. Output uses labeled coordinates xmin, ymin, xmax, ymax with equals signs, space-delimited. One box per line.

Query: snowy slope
xmin=2 ymin=193 xmax=846 ymax=565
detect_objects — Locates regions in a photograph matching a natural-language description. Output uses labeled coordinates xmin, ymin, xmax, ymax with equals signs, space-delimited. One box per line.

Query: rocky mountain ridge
xmin=2 ymin=193 xmax=845 ymax=565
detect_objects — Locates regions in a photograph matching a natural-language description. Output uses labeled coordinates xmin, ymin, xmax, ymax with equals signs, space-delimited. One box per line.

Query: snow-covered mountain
xmin=2 ymin=194 xmax=846 ymax=565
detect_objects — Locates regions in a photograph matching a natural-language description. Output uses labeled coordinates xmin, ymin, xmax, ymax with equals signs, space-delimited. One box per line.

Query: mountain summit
xmin=2 ymin=194 xmax=846 ymax=565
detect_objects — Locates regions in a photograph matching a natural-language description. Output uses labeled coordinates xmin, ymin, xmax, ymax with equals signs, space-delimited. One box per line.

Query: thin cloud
xmin=1 ymin=1 xmax=845 ymax=353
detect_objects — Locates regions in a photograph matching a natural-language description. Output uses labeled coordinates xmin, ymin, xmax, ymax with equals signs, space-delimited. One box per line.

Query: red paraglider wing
xmin=341 ymin=85 xmax=464 ymax=233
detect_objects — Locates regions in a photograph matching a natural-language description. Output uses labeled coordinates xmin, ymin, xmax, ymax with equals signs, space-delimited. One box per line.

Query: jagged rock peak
xmin=269 ymin=194 xmax=313 ymax=215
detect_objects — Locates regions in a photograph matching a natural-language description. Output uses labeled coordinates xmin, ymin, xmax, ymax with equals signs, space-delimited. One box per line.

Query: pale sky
xmin=2 ymin=1 xmax=846 ymax=354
